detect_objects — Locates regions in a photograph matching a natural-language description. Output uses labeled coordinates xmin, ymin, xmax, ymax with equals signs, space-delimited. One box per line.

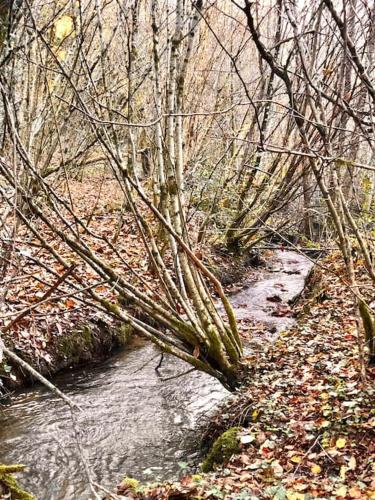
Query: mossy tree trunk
xmin=0 ymin=464 xmax=35 ymax=500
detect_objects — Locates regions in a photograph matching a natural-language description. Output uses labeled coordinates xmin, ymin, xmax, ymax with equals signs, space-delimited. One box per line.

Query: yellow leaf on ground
xmin=290 ymin=456 xmax=302 ymax=463
xmin=336 ymin=437 xmax=346 ymax=448
xmin=311 ymin=464 xmax=321 ymax=474
xmin=348 ymin=486 xmax=362 ymax=498
xmin=57 ymin=49 xmax=67 ymax=61
xmin=340 ymin=465 xmax=347 ymax=480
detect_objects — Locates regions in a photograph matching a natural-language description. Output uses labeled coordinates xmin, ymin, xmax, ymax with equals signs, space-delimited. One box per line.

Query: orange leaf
xmin=65 ymin=298 xmax=76 ymax=309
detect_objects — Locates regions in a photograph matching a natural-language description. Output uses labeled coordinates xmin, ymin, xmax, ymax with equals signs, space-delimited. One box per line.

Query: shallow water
xmin=0 ymin=250 xmax=313 ymax=499
xmin=227 ymin=250 xmax=312 ymax=335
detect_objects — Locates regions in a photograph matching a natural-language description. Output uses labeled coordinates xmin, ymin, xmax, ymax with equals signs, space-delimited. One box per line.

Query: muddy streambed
xmin=0 ymin=250 xmax=313 ymax=499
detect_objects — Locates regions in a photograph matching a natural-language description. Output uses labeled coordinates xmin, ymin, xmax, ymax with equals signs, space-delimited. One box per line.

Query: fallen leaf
xmin=65 ymin=298 xmax=76 ymax=309
xmin=54 ymin=15 xmax=74 ymax=41
xmin=240 ymin=434 xmax=255 ymax=444
xmin=310 ymin=464 xmax=321 ymax=474
xmin=348 ymin=486 xmax=362 ymax=498
xmin=336 ymin=437 xmax=346 ymax=449
xmin=286 ymin=492 xmax=305 ymax=500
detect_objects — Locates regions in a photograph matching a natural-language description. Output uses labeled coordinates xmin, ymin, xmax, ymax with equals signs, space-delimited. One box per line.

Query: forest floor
xmin=116 ymin=254 xmax=375 ymax=500
xmin=0 ymin=175 xmax=152 ymax=386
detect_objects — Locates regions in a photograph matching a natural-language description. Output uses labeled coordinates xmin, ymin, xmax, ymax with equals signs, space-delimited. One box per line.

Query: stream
xmin=0 ymin=250 xmax=313 ymax=499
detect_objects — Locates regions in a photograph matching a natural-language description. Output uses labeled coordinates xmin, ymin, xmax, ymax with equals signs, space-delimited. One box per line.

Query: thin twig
xmin=159 ymin=367 xmax=196 ymax=381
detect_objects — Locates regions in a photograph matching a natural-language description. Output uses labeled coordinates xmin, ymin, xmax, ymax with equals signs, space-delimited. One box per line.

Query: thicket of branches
xmin=0 ymin=0 xmax=374 ymax=389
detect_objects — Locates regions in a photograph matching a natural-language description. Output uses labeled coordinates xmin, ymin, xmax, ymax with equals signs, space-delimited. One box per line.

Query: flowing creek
xmin=0 ymin=250 xmax=313 ymax=499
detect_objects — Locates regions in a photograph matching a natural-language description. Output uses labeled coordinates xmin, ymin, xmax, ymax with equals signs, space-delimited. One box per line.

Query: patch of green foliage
xmin=59 ymin=325 xmax=94 ymax=359
xmin=120 ymin=476 xmax=139 ymax=491
xmin=201 ymin=427 xmax=241 ymax=473
xmin=115 ymin=324 xmax=134 ymax=345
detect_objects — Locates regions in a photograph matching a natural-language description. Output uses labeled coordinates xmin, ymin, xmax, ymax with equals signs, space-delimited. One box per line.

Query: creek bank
xmin=0 ymin=337 xmax=229 ymax=500
xmin=122 ymin=252 xmax=375 ymax=500
xmin=0 ymin=318 xmax=132 ymax=392
xmin=206 ymin=245 xmax=267 ymax=287
xmin=0 ymin=178 xmax=128 ymax=391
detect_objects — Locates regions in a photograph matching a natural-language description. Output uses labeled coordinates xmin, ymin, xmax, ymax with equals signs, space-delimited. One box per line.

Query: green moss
xmin=0 ymin=464 xmax=35 ymax=499
xmin=192 ymin=474 xmax=203 ymax=483
xmin=59 ymin=325 xmax=94 ymax=358
xmin=120 ymin=476 xmax=139 ymax=491
xmin=102 ymin=298 xmax=122 ymax=316
xmin=115 ymin=324 xmax=134 ymax=345
xmin=201 ymin=427 xmax=241 ymax=473
xmin=300 ymin=236 xmax=320 ymax=249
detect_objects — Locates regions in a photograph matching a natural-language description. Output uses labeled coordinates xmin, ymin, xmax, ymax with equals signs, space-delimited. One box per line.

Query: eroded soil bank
xmin=0 ymin=250 xmax=313 ymax=500
xmin=0 ymin=319 xmax=133 ymax=393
